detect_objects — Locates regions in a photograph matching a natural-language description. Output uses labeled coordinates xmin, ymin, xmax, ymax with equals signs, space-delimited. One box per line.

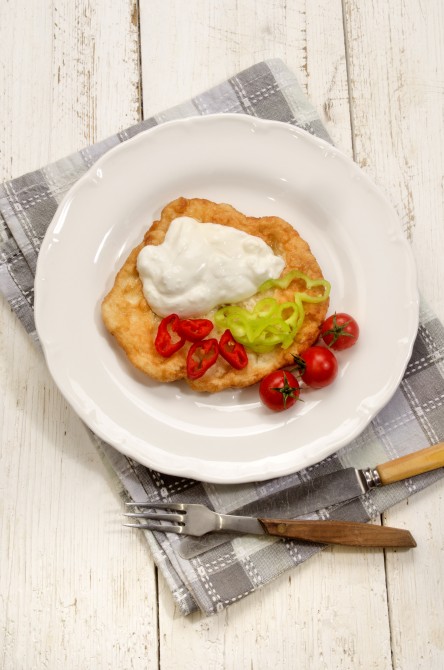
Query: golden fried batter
xmin=101 ymin=197 xmax=329 ymax=392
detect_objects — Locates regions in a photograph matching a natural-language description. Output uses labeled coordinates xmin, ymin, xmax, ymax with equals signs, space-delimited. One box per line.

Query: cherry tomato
xmin=259 ymin=370 xmax=300 ymax=412
xmin=320 ymin=313 xmax=359 ymax=351
xmin=295 ymin=346 xmax=338 ymax=389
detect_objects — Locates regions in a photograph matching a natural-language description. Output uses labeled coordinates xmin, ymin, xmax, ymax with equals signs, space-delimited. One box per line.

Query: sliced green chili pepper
xmin=214 ymin=270 xmax=330 ymax=353
xmin=259 ymin=269 xmax=331 ymax=302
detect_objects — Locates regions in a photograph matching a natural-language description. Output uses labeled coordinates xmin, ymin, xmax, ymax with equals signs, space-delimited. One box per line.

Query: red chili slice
xmin=154 ymin=314 xmax=186 ymax=357
xmin=186 ymin=339 xmax=219 ymax=379
xmin=219 ymin=329 xmax=248 ymax=370
xmin=177 ymin=318 xmax=213 ymax=342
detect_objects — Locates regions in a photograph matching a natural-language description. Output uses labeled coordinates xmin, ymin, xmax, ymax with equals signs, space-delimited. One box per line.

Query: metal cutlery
xmin=239 ymin=441 xmax=444 ymax=521
xmin=179 ymin=441 xmax=444 ymax=557
xmin=124 ymin=502 xmax=416 ymax=548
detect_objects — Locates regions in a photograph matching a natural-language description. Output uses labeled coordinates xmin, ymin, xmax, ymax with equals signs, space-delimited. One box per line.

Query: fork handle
xmin=259 ymin=518 xmax=416 ymax=548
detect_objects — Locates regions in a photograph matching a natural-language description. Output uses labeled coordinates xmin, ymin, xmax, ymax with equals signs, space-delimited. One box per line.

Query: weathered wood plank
xmin=343 ymin=0 xmax=444 ymax=319
xmin=158 ymin=544 xmax=393 ymax=669
xmin=343 ymin=1 xmax=444 ymax=667
xmin=0 ymin=1 xmax=159 ymax=667
xmin=139 ymin=0 xmax=353 ymax=152
xmin=2 ymin=0 xmax=442 ymax=666
xmin=140 ymin=2 xmax=393 ymax=667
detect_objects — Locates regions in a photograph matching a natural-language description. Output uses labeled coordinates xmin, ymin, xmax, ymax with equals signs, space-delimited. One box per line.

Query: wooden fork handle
xmin=259 ymin=518 xmax=416 ymax=548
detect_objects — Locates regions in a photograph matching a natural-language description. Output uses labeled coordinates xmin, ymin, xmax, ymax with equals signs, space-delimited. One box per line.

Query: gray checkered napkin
xmin=1 ymin=59 xmax=444 ymax=616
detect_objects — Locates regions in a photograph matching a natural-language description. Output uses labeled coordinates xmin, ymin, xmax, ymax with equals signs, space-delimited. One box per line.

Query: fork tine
xmin=125 ymin=502 xmax=186 ymax=511
xmin=123 ymin=522 xmax=183 ymax=534
xmin=123 ymin=512 xmax=184 ymax=523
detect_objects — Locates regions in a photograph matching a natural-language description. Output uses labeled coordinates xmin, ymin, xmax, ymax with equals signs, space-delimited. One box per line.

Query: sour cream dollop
xmin=137 ymin=216 xmax=285 ymax=318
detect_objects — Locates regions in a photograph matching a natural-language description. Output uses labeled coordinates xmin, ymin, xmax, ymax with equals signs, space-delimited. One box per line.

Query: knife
xmin=179 ymin=441 xmax=444 ymax=559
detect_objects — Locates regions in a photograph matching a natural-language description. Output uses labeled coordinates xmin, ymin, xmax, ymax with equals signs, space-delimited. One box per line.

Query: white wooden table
xmin=1 ymin=2 xmax=444 ymax=668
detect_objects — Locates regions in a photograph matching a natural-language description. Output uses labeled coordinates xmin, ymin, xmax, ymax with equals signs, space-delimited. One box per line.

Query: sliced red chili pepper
xmin=219 ymin=329 xmax=249 ymax=370
xmin=155 ymin=314 xmax=186 ymax=358
xmin=186 ymin=339 xmax=219 ymax=380
xmin=177 ymin=318 xmax=213 ymax=342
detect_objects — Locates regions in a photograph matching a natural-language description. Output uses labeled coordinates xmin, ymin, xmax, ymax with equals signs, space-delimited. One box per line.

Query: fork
xmin=124 ymin=502 xmax=416 ymax=548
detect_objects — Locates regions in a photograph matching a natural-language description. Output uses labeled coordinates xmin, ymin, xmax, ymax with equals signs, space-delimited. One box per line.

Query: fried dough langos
xmin=101 ymin=197 xmax=329 ymax=393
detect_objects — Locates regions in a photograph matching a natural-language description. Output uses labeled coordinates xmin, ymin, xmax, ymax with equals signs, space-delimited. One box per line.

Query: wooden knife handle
xmin=259 ymin=518 xmax=416 ymax=548
xmin=376 ymin=442 xmax=444 ymax=485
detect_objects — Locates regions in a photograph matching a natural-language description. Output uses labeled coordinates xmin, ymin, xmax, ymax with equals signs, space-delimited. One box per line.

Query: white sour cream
xmin=137 ymin=216 xmax=285 ymax=317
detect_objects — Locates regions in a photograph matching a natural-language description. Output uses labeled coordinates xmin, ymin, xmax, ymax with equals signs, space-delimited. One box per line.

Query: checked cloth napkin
xmin=1 ymin=59 xmax=444 ymax=616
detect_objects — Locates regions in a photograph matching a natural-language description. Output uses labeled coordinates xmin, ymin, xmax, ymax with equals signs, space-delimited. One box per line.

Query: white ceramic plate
xmin=35 ymin=114 xmax=418 ymax=484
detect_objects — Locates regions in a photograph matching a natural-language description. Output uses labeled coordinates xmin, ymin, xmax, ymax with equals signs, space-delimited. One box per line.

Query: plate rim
xmin=35 ymin=113 xmax=419 ymax=483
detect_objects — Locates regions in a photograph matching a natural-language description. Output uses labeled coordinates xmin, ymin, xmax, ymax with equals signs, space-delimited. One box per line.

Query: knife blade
xmin=179 ymin=441 xmax=444 ymax=559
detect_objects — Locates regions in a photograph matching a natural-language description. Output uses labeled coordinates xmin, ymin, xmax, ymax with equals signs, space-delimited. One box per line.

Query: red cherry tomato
xmin=295 ymin=346 xmax=338 ymax=389
xmin=320 ymin=313 xmax=359 ymax=351
xmin=259 ymin=370 xmax=300 ymax=412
